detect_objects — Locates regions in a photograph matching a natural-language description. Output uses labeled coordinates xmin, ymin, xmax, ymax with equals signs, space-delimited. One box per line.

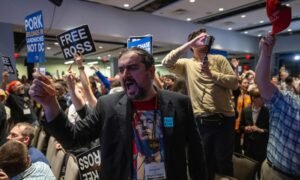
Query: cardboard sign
xmin=57 ymin=25 xmax=96 ymax=60
xmin=127 ymin=35 xmax=152 ymax=54
xmin=24 ymin=10 xmax=45 ymax=63
xmin=1 ymin=56 xmax=15 ymax=74
xmin=77 ymin=146 xmax=101 ymax=180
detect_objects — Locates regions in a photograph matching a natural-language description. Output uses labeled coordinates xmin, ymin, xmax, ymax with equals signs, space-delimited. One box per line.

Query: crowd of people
xmin=0 ymin=29 xmax=299 ymax=180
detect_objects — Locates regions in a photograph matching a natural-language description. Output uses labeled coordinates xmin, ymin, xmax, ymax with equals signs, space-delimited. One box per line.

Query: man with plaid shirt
xmin=255 ymin=33 xmax=300 ymax=180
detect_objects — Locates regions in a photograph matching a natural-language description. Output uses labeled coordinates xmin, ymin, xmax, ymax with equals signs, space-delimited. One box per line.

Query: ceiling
xmin=14 ymin=0 xmax=300 ymax=63
xmin=86 ymin=0 xmax=300 ymax=37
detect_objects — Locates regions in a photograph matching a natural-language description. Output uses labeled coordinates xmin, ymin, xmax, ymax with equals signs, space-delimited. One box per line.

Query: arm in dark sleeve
xmin=95 ymin=71 xmax=111 ymax=90
xmin=76 ymin=104 xmax=93 ymax=120
xmin=0 ymin=104 xmax=6 ymax=128
xmin=186 ymin=97 xmax=206 ymax=179
xmin=43 ymin=100 xmax=103 ymax=149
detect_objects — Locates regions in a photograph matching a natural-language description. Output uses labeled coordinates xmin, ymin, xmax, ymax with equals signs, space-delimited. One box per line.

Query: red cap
xmin=6 ymin=80 xmax=19 ymax=93
xmin=266 ymin=0 xmax=292 ymax=35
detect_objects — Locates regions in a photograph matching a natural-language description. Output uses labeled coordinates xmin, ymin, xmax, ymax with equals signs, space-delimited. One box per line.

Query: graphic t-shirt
xmin=132 ymin=96 xmax=166 ymax=180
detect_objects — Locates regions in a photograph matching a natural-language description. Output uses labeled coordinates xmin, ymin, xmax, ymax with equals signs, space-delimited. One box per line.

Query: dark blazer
xmin=44 ymin=90 xmax=204 ymax=180
xmin=239 ymin=106 xmax=269 ymax=162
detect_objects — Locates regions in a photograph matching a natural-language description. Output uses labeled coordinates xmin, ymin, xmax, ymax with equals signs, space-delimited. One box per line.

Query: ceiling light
xmin=54 ymin=42 xmax=59 ymax=46
xmin=98 ymin=46 xmax=103 ymax=49
xmin=64 ymin=60 xmax=74 ymax=65
xmin=186 ymin=18 xmax=191 ymax=21
xmin=46 ymin=47 xmax=51 ymax=50
xmin=244 ymin=31 xmax=248 ymax=34
xmin=218 ymin=8 xmax=224 ymax=11
xmin=87 ymin=61 xmax=98 ymax=65
xmin=155 ymin=64 xmax=163 ymax=67
xmin=97 ymin=56 xmax=101 ymax=59
xmin=123 ymin=4 xmax=129 ymax=8
xmin=189 ymin=0 xmax=195 ymax=3
xmin=106 ymin=66 xmax=111 ymax=69
xmin=228 ymin=27 xmax=232 ymax=30
xmin=288 ymin=29 xmax=292 ymax=32
xmin=241 ymin=15 xmax=246 ymax=18
xmin=259 ymin=20 xmax=264 ymax=24
xmin=294 ymin=55 xmax=300 ymax=61
xmin=258 ymin=34 xmax=262 ymax=37
xmin=108 ymin=54 xmax=111 ymax=57
xmin=286 ymin=3 xmax=290 ymax=7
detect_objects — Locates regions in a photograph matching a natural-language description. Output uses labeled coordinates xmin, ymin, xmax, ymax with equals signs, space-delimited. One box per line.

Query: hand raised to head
xmin=189 ymin=33 xmax=208 ymax=49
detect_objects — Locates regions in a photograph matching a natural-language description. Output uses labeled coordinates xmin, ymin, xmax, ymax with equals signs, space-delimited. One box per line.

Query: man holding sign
xmin=29 ymin=47 xmax=205 ymax=179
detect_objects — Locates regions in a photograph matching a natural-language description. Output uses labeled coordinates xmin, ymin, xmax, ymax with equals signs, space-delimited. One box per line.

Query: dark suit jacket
xmin=44 ymin=90 xmax=204 ymax=180
xmin=239 ymin=106 xmax=269 ymax=162
xmin=0 ymin=103 xmax=7 ymax=146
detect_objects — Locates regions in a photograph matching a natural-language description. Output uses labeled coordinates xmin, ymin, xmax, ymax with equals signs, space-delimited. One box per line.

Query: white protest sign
xmin=57 ymin=25 xmax=96 ymax=60
xmin=76 ymin=146 xmax=101 ymax=180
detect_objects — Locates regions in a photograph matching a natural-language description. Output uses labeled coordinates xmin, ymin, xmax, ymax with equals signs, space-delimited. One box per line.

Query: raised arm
xmin=1 ymin=71 xmax=9 ymax=90
xmin=255 ymin=34 xmax=277 ymax=100
xmin=74 ymin=54 xmax=97 ymax=108
xmin=29 ymin=73 xmax=60 ymax=122
xmin=90 ymin=65 xmax=111 ymax=91
xmin=65 ymin=67 xmax=85 ymax=111
xmin=162 ymin=33 xmax=208 ymax=68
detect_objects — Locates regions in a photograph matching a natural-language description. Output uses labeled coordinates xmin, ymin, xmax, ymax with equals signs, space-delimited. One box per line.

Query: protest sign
xmin=25 ymin=10 xmax=45 ymax=63
xmin=1 ymin=56 xmax=15 ymax=74
xmin=57 ymin=25 xmax=96 ymax=60
xmin=77 ymin=146 xmax=101 ymax=180
xmin=127 ymin=35 xmax=152 ymax=54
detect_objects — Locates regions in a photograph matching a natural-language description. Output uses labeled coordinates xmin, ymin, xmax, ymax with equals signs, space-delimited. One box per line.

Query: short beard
xmin=126 ymin=85 xmax=147 ymax=100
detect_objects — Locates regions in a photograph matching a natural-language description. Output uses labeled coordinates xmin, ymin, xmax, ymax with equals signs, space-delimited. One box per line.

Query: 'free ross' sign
xmin=57 ymin=25 xmax=96 ymax=60
xmin=77 ymin=145 xmax=101 ymax=180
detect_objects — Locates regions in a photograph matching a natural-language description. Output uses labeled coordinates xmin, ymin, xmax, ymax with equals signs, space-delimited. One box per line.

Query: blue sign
xmin=24 ymin=11 xmax=45 ymax=63
xmin=127 ymin=35 xmax=152 ymax=54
